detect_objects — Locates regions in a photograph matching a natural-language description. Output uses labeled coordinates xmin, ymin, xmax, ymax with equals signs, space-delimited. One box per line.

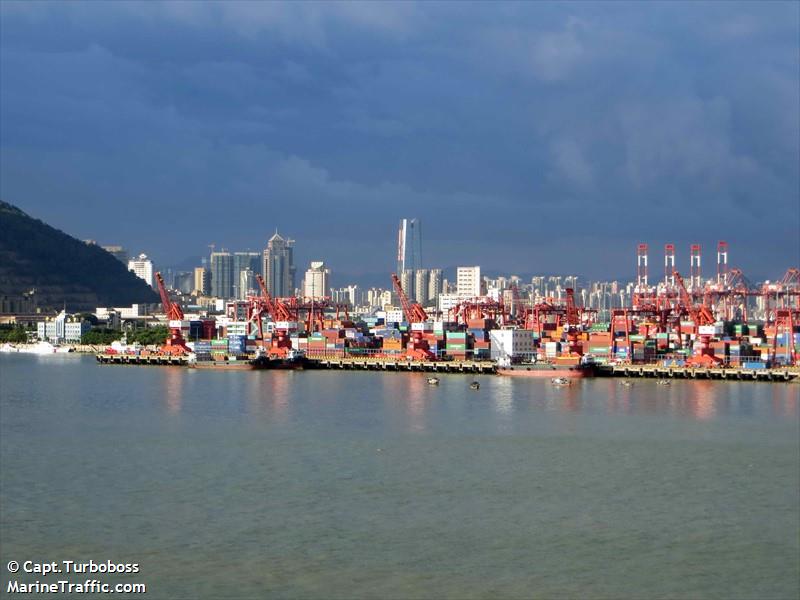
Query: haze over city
xmin=1 ymin=1 xmax=798 ymax=281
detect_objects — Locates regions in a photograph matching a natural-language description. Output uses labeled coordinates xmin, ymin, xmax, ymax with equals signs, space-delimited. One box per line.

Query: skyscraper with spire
xmin=262 ymin=231 xmax=296 ymax=298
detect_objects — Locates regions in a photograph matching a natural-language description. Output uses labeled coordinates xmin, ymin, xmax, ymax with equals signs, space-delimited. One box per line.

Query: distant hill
xmin=0 ymin=201 xmax=159 ymax=311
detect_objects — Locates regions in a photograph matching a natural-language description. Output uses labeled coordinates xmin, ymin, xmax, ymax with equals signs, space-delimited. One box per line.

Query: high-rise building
xmin=210 ymin=251 xmax=233 ymax=298
xmin=128 ymin=253 xmax=154 ymax=288
xmin=303 ymin=261 xmax=330 ymax=299
xmin=238 ymin=268 xmax=257 ymax=300
xmin=414 ymin=269 xmax=429 ymax=306
xmin=428 ymin=268 xmax=442 ymax=303
xmin=400 ymin=270 xmax=415 ymax=302
xmin=263 ymin=232 xmax=296 ymax=298
xmin=173 ymin=271 xmax=194 ymax=295
xmin=396 ymin=218 xmax=422 ymax=275
xmin=457 ymin=266 xmax=481 ymax=298
xmin=232 ymin=252 xmax=261 ymax=299
xmin=102 ymin=245 xmax=128 ymax=264
xmin=194 ymin=267 xmax=210 ymax=296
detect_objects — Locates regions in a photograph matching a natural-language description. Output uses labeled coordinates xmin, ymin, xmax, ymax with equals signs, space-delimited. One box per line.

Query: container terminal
xmin=94 ymin=243 xmax=800 ymax=381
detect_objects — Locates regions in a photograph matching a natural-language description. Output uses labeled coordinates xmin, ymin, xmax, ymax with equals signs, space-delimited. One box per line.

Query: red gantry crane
xmin=254 ymin=274 xmax=294 ymax=358
xmin=155 ymin=272 xmax=190 ymax=355
xmin=390 ymin=273 xmax=435 ymax=360
xmin=674 ymin=270 xmax=721 ymax=366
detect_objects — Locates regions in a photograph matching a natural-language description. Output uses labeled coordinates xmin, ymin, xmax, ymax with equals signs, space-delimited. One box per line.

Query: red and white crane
xmin=155 ymin=271 xmax=190 ymax=355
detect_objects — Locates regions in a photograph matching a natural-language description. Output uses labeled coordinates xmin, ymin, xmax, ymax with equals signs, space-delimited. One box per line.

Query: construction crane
xmin=154 ymin=272 xmax=190 ymax=355
xmin=391 ymin=273 xmax=428 ymax=323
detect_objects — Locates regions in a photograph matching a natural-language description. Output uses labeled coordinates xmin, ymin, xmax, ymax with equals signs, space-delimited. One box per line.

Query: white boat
xmin=0 ymin=343 xmax=18 ymax=353
xmin=17 ymin=341 xmax=73 ymax=355
xmin=551 ymin=377 xmax=571 ymax=386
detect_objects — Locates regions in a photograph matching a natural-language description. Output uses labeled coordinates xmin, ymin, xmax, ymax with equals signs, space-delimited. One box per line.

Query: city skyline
xmin=1 ymin=2 xmax=797 ymax=280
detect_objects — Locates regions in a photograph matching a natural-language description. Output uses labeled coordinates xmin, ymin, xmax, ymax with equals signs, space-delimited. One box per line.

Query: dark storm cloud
xmin=1 ymin=1 xmax=797 ymax=280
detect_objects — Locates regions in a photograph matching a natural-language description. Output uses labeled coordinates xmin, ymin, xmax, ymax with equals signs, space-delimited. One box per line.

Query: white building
xmin=303 ymin=261 xmax=330 ymax=299
xmin=489 ymin=329 xmax=537 ymax=360
xmin=238 ymin=268 xmax=257 ymax=300
xmin=367 ymin=289 xmax=393 ymax=308
xmin=414 ymin=269 xmax=429 ymax=306
xmin=385 ymin=308 xmax=405 ymax=324
xmin=438 ymin=293 xmax=461 ymax=315
xmin=128 ymin=253 xmax=154 ymax=288
xmin=428 ymin=268 xmax=442 ymax=304
xmin=457 ymin=266 xmax=481 ymax=298
xmin=37 ymin=311 xmax=91 ymax=343
xmin=400 ymin=270 xmax=415 ymax=302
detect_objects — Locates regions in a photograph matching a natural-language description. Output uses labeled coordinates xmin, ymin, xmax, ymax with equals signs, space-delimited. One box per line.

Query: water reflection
xmin=403 ymin=375 xmax=428 ymax=433
xmin=773 ymin=386 xmax=798 ymax=419
xmin=491 ymin=381 xmax=515 ymax=417
xmin=162 ymin=367 xmax=183 ymax=414
xmin=687 ymin=381 xmax=717 ymax=421
xmin=247 ymin=372 xmax=291 ymax=423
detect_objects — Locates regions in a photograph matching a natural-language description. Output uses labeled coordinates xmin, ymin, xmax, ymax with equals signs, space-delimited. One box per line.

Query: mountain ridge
xmin=0 ymin=201 xmax=160 ymax=311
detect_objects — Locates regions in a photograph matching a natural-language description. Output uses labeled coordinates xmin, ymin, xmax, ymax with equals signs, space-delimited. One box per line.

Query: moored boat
xmin=496 ymin=361 xmax=595 ymax=378
xmin=188 ymin=350 xmax=307 ymax=371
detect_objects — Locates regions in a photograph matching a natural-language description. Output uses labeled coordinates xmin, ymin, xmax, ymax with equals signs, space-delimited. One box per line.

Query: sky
xmin=1 ymin=1 xmax=798 ymax=283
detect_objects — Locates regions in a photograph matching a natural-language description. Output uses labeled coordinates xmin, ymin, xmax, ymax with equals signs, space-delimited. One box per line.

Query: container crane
xmin=391 ymin=273 xmax=428 ymax=323
xmin=155 ymin=272 xmax=190 ymax=355
xmin=673 ymin=270 xmax=715 ymax=327
xmin=390 ymin=273 xmax=435 ymax=360
xmin=563 ymin=288 xmax=583 ymax=355
xmin=255 ymin=274 xmax=294 ymax=357
xmin=674 ymin=270 xmax=721 ymax=366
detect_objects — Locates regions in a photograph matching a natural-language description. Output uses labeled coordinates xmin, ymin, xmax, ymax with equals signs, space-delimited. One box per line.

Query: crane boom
xmin=154 ymin=271 xmax=189 ymax=355
xmin=155 ymin=272 xmax=183 ymax=321
xmin=256 ymin=274 xmax=294 ymax=322
xmin=565 ymin=288 xmax=580 ymax=327
xmin=674 ymin=270 xmax=714 ymax=326
xmin=391 ymin=273 xmax=427 ymax=323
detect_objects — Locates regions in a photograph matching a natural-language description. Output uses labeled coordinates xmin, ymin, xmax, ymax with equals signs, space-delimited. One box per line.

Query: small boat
xmin=470 ymin=381 xmax=480 ymax=390
xmin=656 ymin=380 xmax=671 ymax=386
xmin=620 ymin=380 xmax=633 ymax=387
xmin=427 ymin=377 xmax=440 ymax=385
xmin=551 ymin=377 xmax=571 ymax=386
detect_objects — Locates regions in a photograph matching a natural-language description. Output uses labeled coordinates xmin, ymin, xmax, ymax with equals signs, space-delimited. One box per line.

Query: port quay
xmin=84 ymin=241 xmax=800 ymax=383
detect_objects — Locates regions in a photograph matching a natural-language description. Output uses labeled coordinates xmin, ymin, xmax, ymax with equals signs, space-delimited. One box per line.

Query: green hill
xmin=0 ymin=201 xmax=159 ymax=311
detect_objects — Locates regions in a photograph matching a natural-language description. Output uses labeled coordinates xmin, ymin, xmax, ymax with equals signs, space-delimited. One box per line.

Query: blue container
xmin=742 ymin=361 xmax=766 ymax=369
xmin=227 ymin=334 xmax=246 ymax=355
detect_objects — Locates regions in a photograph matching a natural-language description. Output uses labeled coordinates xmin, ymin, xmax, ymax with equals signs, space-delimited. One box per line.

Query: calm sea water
xmin=1 ymin=354 xmax=798 ymax=599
